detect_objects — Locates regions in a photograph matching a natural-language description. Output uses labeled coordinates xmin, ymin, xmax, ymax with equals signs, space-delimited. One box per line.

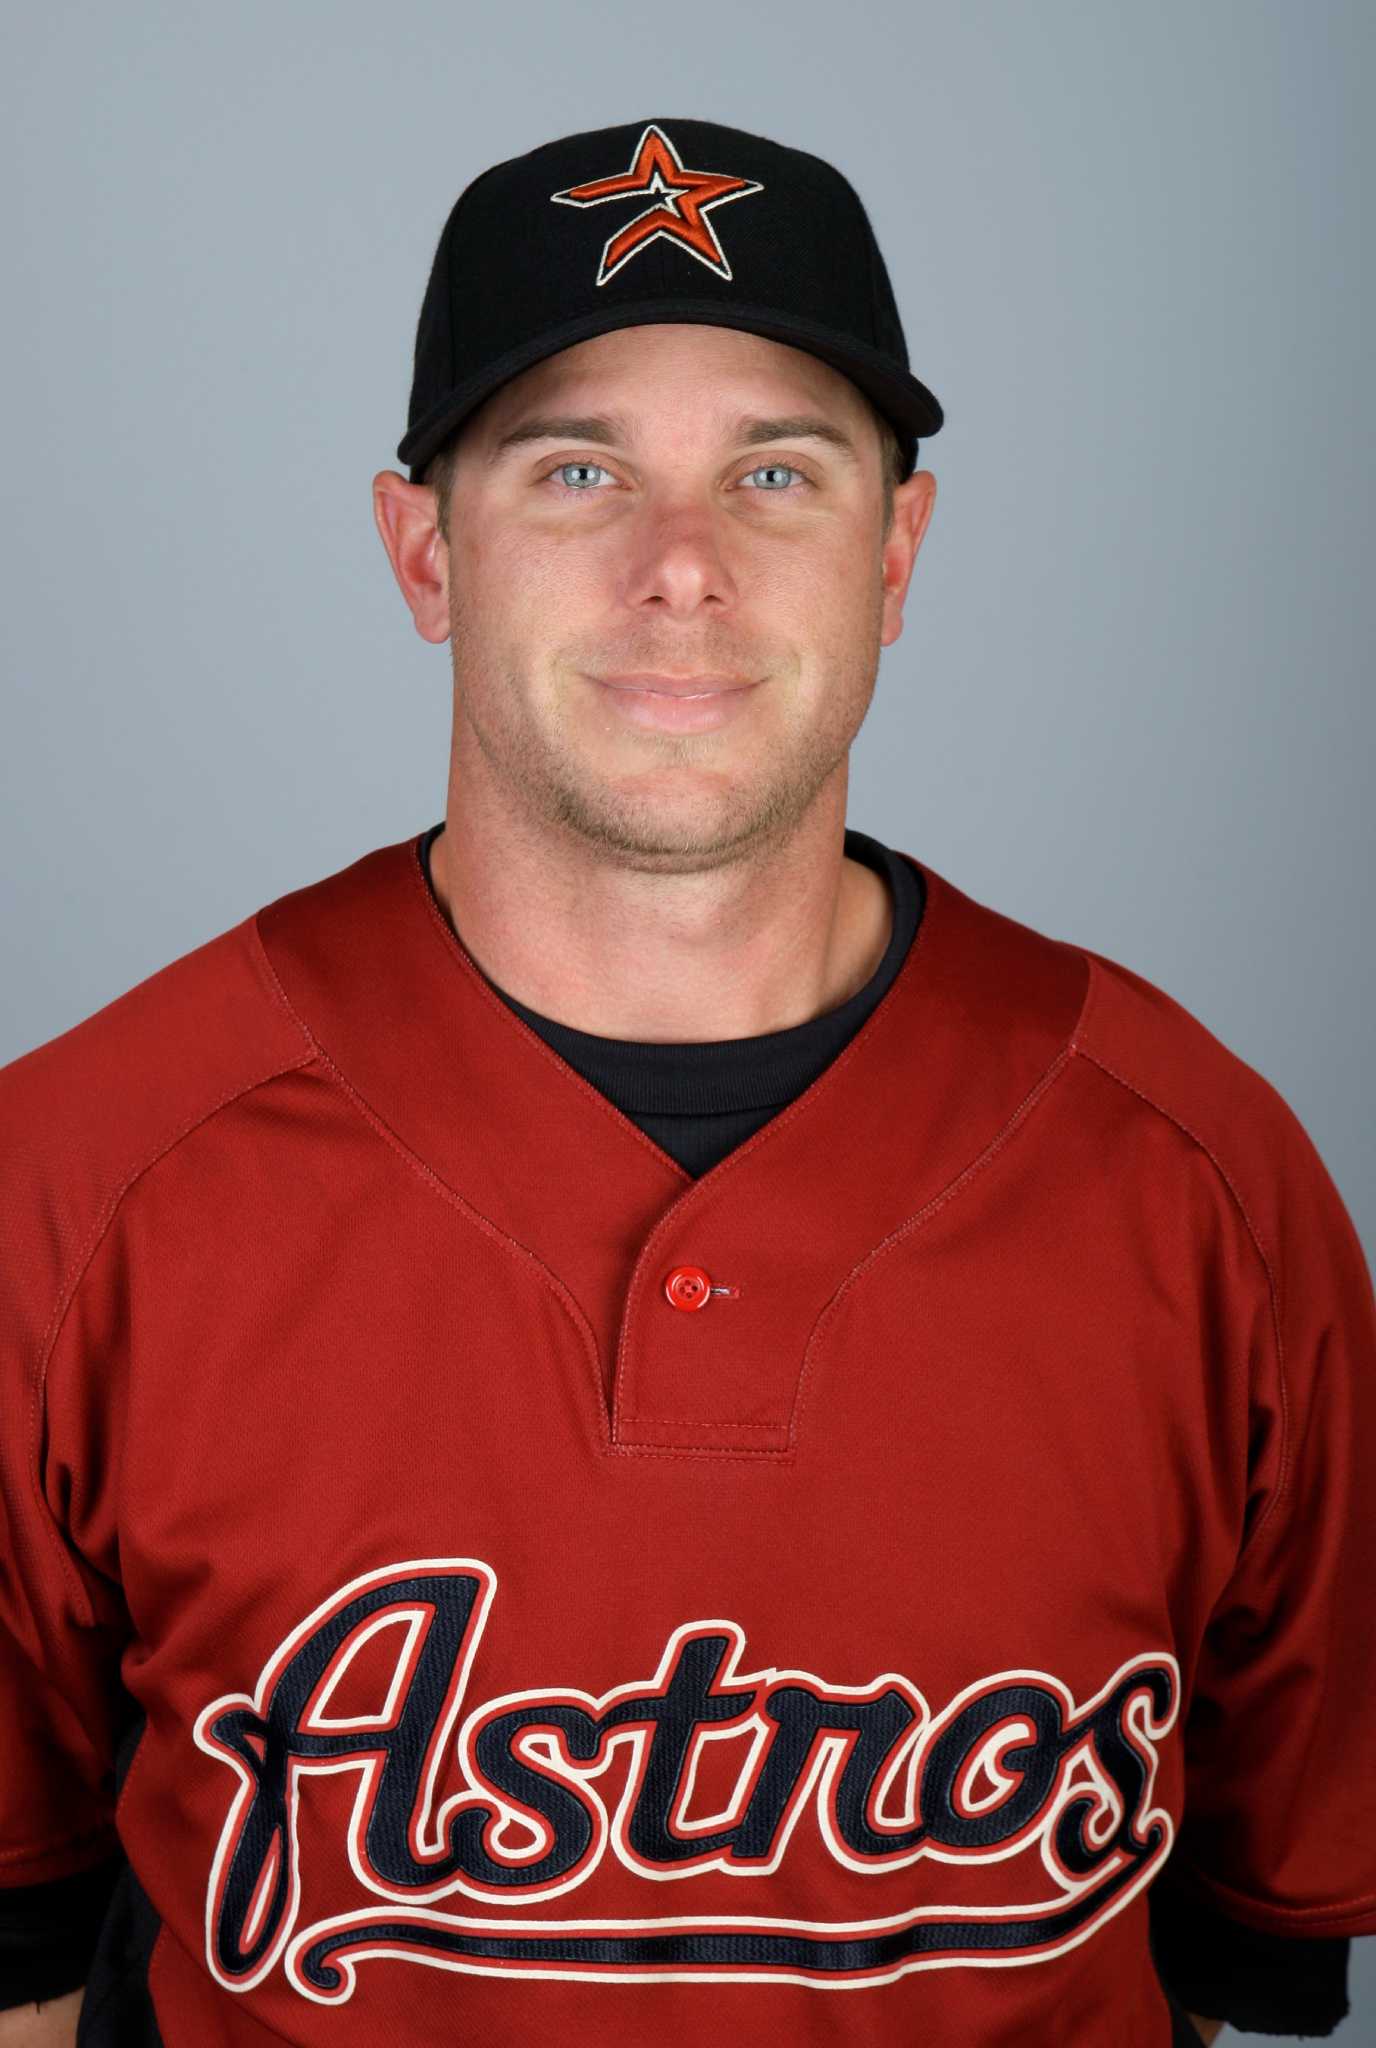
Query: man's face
xmin=436 ymin=322 xmax=932 ymax=872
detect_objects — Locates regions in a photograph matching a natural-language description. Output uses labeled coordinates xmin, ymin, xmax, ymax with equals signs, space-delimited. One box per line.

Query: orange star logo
xmin=550 ymin=122 xmax=764 ymax=286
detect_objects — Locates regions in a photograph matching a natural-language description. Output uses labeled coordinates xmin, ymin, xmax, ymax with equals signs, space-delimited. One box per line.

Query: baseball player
xmin=1 ymin=116 xmax=1372 ymax=2047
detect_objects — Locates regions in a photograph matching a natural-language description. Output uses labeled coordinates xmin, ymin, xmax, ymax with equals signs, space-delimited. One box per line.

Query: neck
xmin=427 ymin=775 xmax=892 ymax=1045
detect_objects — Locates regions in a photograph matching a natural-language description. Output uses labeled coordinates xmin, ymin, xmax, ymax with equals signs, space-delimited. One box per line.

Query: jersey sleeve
xmin=0 ymin=1068 xmax=135 ymax=1981
xmin=0 ymin=912 xmax=310 ymax=2011
xmin=1149 ymin=1869 xmax=1351 ymax=2035
xmin=0 ymin=1386 xmax=128 ymax=1896
xmin=1166 ymin=1086 xmax=1376 ymax=1945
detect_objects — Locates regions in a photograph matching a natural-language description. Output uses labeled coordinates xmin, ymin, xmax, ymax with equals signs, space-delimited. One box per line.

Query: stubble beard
xmin=446 ymin=577 xmax=884 ymax=875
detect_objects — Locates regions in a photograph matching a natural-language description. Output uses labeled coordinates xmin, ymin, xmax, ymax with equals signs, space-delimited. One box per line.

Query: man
xmin=1 ymin=117 xmax=1370 ymax=2045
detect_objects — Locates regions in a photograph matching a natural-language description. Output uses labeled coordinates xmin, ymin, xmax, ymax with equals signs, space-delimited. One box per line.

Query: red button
xmin=664 ymin=1264 xmax=713 ymax=1312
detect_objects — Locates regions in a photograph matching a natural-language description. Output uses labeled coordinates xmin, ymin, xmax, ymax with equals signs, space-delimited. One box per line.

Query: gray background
xmin=2 ymin=1 xmax=1371 ymax=2038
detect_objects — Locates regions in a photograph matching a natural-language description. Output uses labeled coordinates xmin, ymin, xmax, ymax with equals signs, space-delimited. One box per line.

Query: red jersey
xmin=2 ymin=830 xmax=1373 ymax=2043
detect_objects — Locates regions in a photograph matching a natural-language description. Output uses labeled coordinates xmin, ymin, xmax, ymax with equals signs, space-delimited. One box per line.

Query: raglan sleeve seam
xmin=246 ymin=911 xmax=326 ymax=1062
xmin=1072 ymin=955 xmax=1376 ymax=1939
xmin=1068 ymin=962 xmax=1290 ymax=1571
xmin=17 ymin=1043 xmax=321 ymax=1633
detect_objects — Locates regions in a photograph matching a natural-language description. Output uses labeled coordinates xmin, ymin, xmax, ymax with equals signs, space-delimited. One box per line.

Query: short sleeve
xmin=0 ymin=1568 xmax=124 ymax=1889
xmin=1149 ymin=1869 xmax=1351 ymax=2035
xmin=1168 ymin=1094 xmax=1376 ymax=1937
xmin=0 ymin=1143 xmax=130 ymax=1894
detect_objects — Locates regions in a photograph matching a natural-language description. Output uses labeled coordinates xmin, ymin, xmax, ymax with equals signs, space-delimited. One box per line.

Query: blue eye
xmin=552 ymin=461 xmax=611 ymax=491
xmin=544 ymin=459 xmax=810 ymax=496
xmin=741 ymin=463 xmax=806 ymax=490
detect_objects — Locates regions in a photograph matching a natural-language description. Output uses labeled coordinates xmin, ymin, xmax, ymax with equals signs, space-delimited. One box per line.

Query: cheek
xmin=769 ymin=525 xmax=879 ymax=605
xmin=452 ymin=531 xmax=592 ymax=649
xmin=455 ymin=520 xmax=879 ymax=654
xmin=791 ymin=548 xmax=885 ymax=651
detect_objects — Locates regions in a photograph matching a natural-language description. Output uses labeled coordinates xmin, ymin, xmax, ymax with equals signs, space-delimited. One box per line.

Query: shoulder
xmin=1071 ymin=936 xmax=1325 ymax=1196
xmin=917 ymin=857 xmax=1294 ymax=1158
xmin=0 ymin=909 xmax=314 ymax=1170
xmin=1066 ymin=936 xmax=1364 ymax=1311
xmin=0 ymin=894 xmax=317 ymax=1328
xmin=924 ymin=858 xmax=1354 ymax=1281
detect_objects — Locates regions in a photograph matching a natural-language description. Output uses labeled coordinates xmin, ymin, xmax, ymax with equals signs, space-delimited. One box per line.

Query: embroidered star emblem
xmin=550 ymin=122 xmax=764 ymax=286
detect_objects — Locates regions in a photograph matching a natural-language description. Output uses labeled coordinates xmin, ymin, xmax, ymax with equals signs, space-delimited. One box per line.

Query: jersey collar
xmin=254 ymin=831 xmax=1090 ymax=1459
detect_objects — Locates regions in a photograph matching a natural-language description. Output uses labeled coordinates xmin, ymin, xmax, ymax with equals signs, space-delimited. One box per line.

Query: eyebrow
xmin=485 ymin=412 xmax=861 ymax=468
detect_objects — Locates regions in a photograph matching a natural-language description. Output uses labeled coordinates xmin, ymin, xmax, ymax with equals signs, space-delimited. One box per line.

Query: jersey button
xmin=664 ymin=1264 xmax=713 ymax=1312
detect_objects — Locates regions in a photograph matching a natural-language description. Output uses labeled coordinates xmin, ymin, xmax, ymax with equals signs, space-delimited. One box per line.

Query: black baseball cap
xmin=396 ymin=117 xmax=944 ymax=485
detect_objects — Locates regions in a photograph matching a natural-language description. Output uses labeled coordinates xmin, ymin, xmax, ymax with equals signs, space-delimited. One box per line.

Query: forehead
xmin=475 ymin=322 xmax=870 ymax=435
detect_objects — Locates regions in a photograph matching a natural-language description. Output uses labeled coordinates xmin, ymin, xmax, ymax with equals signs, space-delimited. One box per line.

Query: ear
xmin=879 ymin=471 xmax=937 ymax=649
xmin=371 ymin=470 xmax=451 ymax=645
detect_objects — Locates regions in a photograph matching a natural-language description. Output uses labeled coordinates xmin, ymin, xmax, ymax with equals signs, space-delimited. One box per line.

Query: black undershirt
xmin=416 ymin=820 xmax=923 ymax=1178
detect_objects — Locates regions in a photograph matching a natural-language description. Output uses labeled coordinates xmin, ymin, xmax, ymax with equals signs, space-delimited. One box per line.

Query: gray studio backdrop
xmin=2 ymin=2 xmax=1373 ymax=2039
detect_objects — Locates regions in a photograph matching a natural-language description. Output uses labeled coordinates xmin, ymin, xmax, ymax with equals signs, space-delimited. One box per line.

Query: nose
xmin=619 ymin=495 xmax=739 ymax=617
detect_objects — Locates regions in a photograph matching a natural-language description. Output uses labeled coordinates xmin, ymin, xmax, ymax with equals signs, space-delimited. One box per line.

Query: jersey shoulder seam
xmin=36 ymin=923 xmax=318 ymax=1386
xmin=26 ymin=934 xmax=320 ymax=1625
xmin=1069 ymin=950 xmax=1290 ymax=1565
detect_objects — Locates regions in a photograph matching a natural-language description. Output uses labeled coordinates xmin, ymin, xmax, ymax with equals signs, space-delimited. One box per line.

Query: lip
xmin=594 ymin=673 xmax=756 ymax=698
xmin=586 ymin=672 xmax=762 ymax=734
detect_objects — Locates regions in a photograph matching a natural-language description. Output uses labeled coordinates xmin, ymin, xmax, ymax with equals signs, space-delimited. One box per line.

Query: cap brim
xmin=396 ymin=298 xmax=943 ymax=481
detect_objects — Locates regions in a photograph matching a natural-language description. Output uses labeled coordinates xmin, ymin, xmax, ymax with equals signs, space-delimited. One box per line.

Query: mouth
xmin=584 ymin=672 xmax=763 ymax=733
xmin=593 ymin=673 xmax=758 ymax=699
